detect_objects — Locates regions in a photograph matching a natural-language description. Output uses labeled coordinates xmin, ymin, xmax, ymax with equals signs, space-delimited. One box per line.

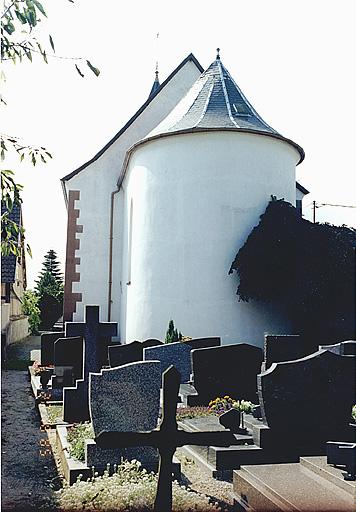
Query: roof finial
xmin=155 ymin=32 xmax=159 ymax=79
xmin=216 ymin=47 xmax=220 ymax=60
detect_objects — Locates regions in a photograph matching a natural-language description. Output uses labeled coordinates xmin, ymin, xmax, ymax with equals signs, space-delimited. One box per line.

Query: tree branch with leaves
xmin=1 ymin=0 xmax=99 ymax=256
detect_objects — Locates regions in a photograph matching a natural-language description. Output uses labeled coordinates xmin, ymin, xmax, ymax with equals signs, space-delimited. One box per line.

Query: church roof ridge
xmin=145 ymin=56 xmax=304 ymax=164
xmin=61 ymin=53 xmax=204 ymax=183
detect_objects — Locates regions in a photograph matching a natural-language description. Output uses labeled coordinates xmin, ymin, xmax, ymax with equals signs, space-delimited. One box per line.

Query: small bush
xmin=57 ymin=459 xmax=220 ymax=511
xmin=67 ymin=422 xmax=94 ymax=462
xmin=165 ymin=320 xmax=183 ymax=344
xmin=352 ymin=405 xmax=356 ymax=423
xmin=47 ymin=405 xmax=63 ymax=424
xmin=21 ymin=290 xmax=41 ymax=334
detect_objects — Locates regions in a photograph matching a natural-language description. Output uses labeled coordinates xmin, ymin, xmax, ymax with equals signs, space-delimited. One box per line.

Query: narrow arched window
xmin=127 ymin=198 xmax=133 ymax=285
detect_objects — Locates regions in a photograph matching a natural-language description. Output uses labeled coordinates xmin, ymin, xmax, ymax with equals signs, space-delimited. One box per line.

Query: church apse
xmin=63 ymin=190 xmax=83 ymax=322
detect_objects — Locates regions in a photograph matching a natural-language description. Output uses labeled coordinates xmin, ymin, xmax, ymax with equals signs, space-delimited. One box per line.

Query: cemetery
xmin=2 ymin=8 xmax=356 ymax=509
xmin=14 ymin=302 xmax=354 ymax=511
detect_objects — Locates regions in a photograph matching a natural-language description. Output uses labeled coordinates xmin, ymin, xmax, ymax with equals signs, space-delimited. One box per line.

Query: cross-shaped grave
xmin=96 ymin=365 xmax=238 ymax=512
xmin=63 ymin=305 xmax=117 ymax=423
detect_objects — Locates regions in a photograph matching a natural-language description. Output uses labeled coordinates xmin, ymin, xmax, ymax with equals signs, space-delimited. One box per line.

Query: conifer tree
xmin=34 ymin=250 xmax=64 ymax=330
xmin=36 ymin=249 xmax=63 ymax=284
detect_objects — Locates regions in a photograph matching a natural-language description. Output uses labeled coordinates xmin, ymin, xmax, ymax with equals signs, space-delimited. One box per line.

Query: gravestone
xmin=143 ymin=339 xmax=163 ymax=348
xmin=263 ymin=334 xmax=309 ymax=370
xmin=188 ymin=343 xmax=263 ymax=406
xmin=319 ymin=340 xmax=356 ymax=356
xmin=144 ymin=342 xmax=192 ymax=382
xmin=63 ymin=305 xmax=117 ymax=423
xmin=258 ymin=349 xmax=356 ymax=449
xmin=108 ymin=339 xmax=163 ymax=368
xmin=183 ymin=337 xmax=221 ymax=350
xmin=87 ymin=361 xmax=161 ymax=469
xmin=144 ymin=339 xmax=221 ymax=383
xmin=41 ymin=331 xmax=64 ymax=366
xmin=108 ymin=340 xmax=142 ymax=367
xmin=52 ymin=336 xmax=83 ymax=389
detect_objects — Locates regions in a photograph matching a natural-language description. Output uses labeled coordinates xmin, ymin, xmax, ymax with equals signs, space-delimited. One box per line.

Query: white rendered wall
xmin=63 ymin=59 xmax=202 ymax=328
xmin=121 ymin=131 xmax=300 ymax=347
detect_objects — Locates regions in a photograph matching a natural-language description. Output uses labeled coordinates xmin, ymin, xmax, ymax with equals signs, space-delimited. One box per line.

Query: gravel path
xmin=1 ymin=337 xmax=59 ymax=512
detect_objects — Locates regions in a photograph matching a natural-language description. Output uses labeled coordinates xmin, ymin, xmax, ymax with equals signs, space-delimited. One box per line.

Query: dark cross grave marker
xmin=96 ymin=365 xmax=237 ymax=512
xmin=63 ymin=305 xmax=117 ymax=423
xmin=65 ymin=305 xmax=117 ymax=372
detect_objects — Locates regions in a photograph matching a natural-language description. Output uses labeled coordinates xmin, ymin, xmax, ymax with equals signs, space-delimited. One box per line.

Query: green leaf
xmin=3 ymin=21 xmax=15 ymax=35
xmin=45 ymin=151 xmax=52 ymax=158
xmin=75 ymin=64 xmax=84 ymax=77
xmin=42 ymin=51 xmax=48 ymax=64
xmin=86 ymin=60 xmax=100 ymax=76
xmin=27 ymin=7 xmax=37 ymax=27
xmin=25 ymin=50 xmax=33 ymax=62
xmin=32 ymin=0 xmax=47 ymax=17
xmin=49 ymin=34 xmax=55 ymax=52
xmin=31 ymin=153 xmax=36 ymax=166
xmin=15 ymin=10 xmax=28 ymax=24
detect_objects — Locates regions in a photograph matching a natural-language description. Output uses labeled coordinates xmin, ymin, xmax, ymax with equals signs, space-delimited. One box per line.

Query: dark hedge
xmin=229 ymin=198 xmax=356 ymax=346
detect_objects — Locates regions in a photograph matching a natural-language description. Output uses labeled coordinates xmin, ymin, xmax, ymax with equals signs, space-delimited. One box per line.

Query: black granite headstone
xmin=41 ymin=331 xmax=64 ymax=366
xmin=63 ymin=305 xmax=117 ymax=423
xmin=142 ymin=339 xmax=163 ymax=348
xmin=263 ymin=335 xmax=309 ymax=370
xmin=108 ymin=341 xmax=143 ymax=367
xmin=183 ymin=337 xmax=221 ymax=350
xmin=108 ymin=339 xmax=163 ymax=368
xmin=189 ymin=343 xmax=263 ymax=406
xmin=319 ymin=340 xmax=356 ymax=356
xmin=258 ymin=349 xmax=356 ymax=448
xmin=51 ymin=336 xmax=83 ymax=389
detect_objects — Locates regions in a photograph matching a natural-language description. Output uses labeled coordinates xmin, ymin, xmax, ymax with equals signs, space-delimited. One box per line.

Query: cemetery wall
xmin=121 ymin=131 xmax=298 ymax=346
xmin=63 ymin=59 xmax=202 ymax=329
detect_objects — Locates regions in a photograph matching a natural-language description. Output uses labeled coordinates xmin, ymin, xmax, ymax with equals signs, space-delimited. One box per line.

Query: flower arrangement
xmin=32 ymin=360 xmax=54 ymax=376
xmin=352 ymin=404 xmax=356 ymax=423
xmin=57 ymin=459 xmax=220 ymax=511
xmin=176 ymin=406 xmax=211 ymax=421
xmin=208 ymin=396 xmax=254 ymax=416
xmin=232 ymin=399 xmax=254 ymax=414
xmin=208 ymin=396 xmax=235 ymax=415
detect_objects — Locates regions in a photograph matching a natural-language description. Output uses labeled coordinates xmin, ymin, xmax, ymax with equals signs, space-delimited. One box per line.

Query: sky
xmin=2 ymin=0 xmax=356 ymax=288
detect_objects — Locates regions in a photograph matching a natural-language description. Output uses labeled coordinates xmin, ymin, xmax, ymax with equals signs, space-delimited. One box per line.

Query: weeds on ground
xmin=67 ymin=422 xmax=94 ymax=462
xmin=46 ymin=405 xmax=63 ymax=424
xmin=57 ymin=459 xmax=220 ymax=511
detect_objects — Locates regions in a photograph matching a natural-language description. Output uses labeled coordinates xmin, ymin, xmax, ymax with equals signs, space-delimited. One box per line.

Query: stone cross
xmin=96 ymin=365 xmax=237 ymax=512
xmin=65 ymin=304 xmax=117 ymax=373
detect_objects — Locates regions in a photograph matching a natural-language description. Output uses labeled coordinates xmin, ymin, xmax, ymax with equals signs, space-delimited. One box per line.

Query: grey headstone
xmin=63 ymin=305 xmax=117 ymax=423
xmin=144 ymin=342 xmax=192 ymax=382
xmin=189 ymin=343 xmax=263 ymax=405
xmin=41 ymin=331 xmax=64 ymax=366
xmin=87 ymin=361 xmax=161 ymax=467
xmin=258 ymin=349 xmax=356 ymax=447
xmin=52 ymin=336 xmax=83 ymax=389
xmin=319 ymin=340 xmax=356 ymax=356
xmin=264 ymin=335 xmax=309 ymax=369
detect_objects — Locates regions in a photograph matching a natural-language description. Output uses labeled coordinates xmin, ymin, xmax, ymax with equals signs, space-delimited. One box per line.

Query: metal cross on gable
xmin=96 ymin=365 xmax=237 ymax=512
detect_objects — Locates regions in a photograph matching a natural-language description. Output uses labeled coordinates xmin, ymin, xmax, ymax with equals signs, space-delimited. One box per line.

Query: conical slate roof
xmin=148 ymin=70 xmax=160 ymax=99
xmin=146 ymin=54 xmax=304 ymax=163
